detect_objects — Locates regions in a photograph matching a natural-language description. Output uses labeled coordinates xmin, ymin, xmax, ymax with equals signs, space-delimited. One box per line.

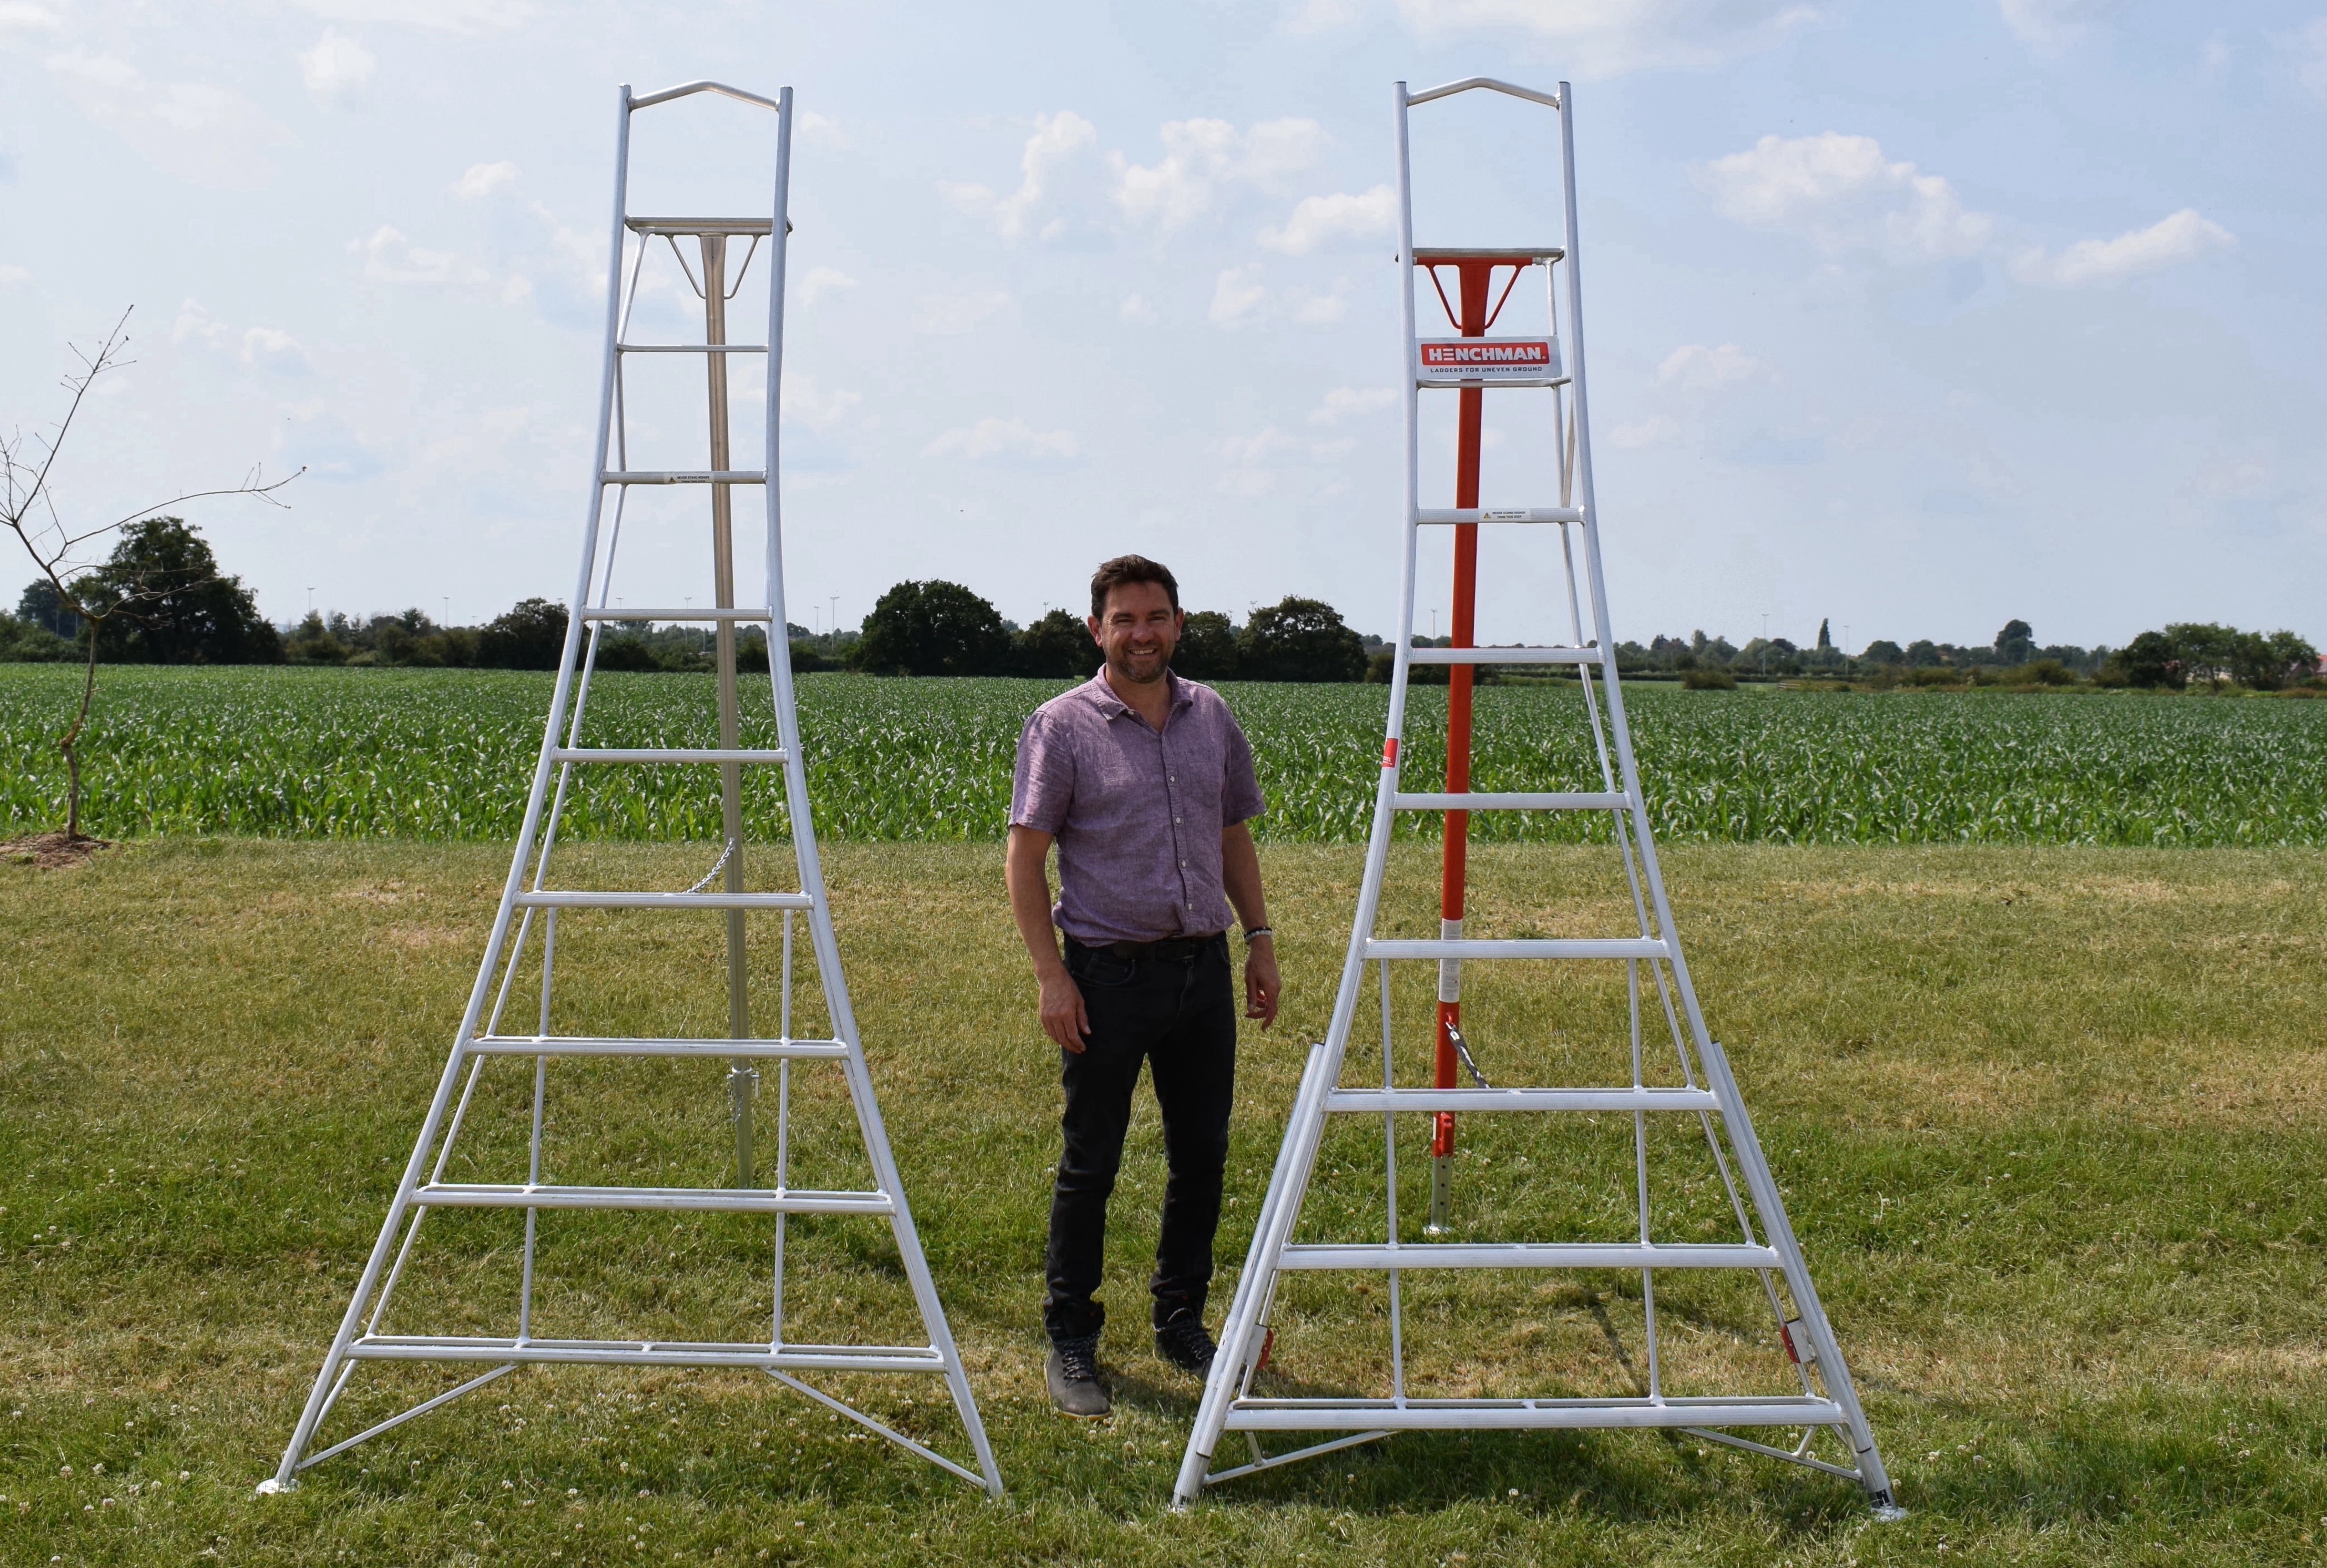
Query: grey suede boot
xmin=1045 ymin=1334 xmax=1110 ymax=1418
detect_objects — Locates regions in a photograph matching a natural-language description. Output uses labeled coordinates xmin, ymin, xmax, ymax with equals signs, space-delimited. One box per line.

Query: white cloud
xmin=1260 ymin=185 xmax=1396 ymax=255
xmin=1394 ymin=0 xmax=1820 ymax=76
xmin=1119 ymin=293 xmax=1157 ymax=323
xmin=922 ymin=416 xmax=1080 ymax=461
xmin=1609 ymin=415 xmax=1681 ymax=448
xmin=241 ymin=326 xmax=313 ymax=375
xmin=172 ymin=299 xmax=231 ymax=349
xmin=1309 ymin=386 xmax=1397 ymax=425
xmin=2009 ymin=208 xmax=2235 ymax=287
xmin=0 ymin=263 xmax=30 ymax=285
xmin=942 ymin=111 xmax=1096 ymax=241
xmin=1293 ymin=292 xmax=1347 ymax=324
xmin=783 ymin=373 xmax=861 ymax=433
xmin=913 ymin=289 xmax=1009 ymax=334
xmin=2297 ymin=18 xmax=2327 ymax=99
xmin=354 ymin=225 xmax=488 ymax=285
xmin=800 ymin=266 xmax=858 ymax=305
xmin=1997 ymin=0 xmax=2122 ymax=53
xmin=452 ymin=160 xmax=518 ymax=199
xmin=0 ymin=4 xmax=63 ymax=34
xmin=1655 ymin=342 xmax=1771 ymax=389
xmin=47 ymin=53 xmax=298 ymax=190
xmin=1284 ymin=0 xmax=1366 ymax=31
xmin=1113 ymin=117 xmax=1329 ymax=233
xmin=300 ymin=32 xmax=376 ymax=105
xmin=1701 ymin=132 xmax=1992 ymax=262
xmin=1208 ymin=264 xmax=1267 ymax=325
xmin=289 ymin=1 xmax=535 ymax=35
xmin=798 ymin=110 xmax=849 ymax=150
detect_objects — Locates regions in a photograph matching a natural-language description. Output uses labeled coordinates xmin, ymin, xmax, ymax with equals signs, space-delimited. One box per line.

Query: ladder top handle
xmin=1402 ymin=76 xmax=1563 ymax=110
xmin=627 ymin=79 xmax=783 ymax=112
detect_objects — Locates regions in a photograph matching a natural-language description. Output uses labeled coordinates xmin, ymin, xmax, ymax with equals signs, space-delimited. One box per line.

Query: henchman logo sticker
xmin=1416 ymin=338 xmax=1563 ymax=384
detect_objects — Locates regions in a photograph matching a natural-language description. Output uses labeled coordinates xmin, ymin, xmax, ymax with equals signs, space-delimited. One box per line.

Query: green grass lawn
xmin=4 ymin=840 xmax=2325 ymax=1564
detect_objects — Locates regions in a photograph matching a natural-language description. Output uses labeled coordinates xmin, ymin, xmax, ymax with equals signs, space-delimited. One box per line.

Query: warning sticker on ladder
xmin=1416 ymin=337 xmax=1563 ymax=384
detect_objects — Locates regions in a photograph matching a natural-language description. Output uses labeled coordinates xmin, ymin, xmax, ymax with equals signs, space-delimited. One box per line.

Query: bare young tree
xmin=2 ymin=307 xmax=300 ymax=855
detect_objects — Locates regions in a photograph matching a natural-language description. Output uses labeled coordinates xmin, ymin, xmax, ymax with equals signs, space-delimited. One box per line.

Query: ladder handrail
xmin=1405 ymin=75 xmax=1562 ymax=109
xmin=630 ymin=79 xmax=781 ymax=111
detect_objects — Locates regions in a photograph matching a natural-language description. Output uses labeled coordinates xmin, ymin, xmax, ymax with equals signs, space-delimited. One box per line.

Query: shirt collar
xmin=1079 ymin=668 xmax=1193 ymax=718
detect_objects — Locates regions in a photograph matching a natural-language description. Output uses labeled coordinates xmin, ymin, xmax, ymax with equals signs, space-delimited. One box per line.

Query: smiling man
xmin=1005 ymin=553 xmax=1281 ymax=1418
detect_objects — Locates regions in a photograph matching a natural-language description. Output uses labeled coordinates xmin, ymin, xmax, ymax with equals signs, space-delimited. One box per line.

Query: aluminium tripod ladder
xmin=1173 ymin=78 xmax=1896 ymax=1513
xmin=264 ymin=80 xmax=1000 ymax=1498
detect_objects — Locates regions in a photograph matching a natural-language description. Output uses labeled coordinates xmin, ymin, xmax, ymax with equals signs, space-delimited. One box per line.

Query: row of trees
xmin=8 ymin=550 xmax=2315 ymax=692
xmin=839 ymin=580 xmax=1373 ymax=682
xmin=1609 ymin=617 xmax=2319 ymax=691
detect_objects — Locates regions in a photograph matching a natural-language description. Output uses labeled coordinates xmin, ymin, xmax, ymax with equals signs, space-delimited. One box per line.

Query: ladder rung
xmin=1416 ymin=507 xmax=1582 ymax=525
xmin=578 ymin=606 xmax=772 ymax=622
xmin=1416 ymin=374 xmax=1569 ymax=389
xmin=600 ymin=470 xmax=767 ymax=486
xmin=1275 ymin=1241 xmax=1779 ymax=1271
xmin=1411 ymin=246 xmax=1565 ymax=263
xmin=349 ymin=1335 xmax=944 ymax=1374
xmin=615 ymin=343 xmax=768 ymax=354
xmin=412 ymin=1182 xmax=892 ymax=1216
xmin=1393 ymin=791 xmax=1625 ymax=812
xmin=1364 ymin=937 xmax=1665 ymax=961
xmin=1325 ymin=1087 xmax=1718 ymax=1115
xmin=513 ymin=891 xmax=815 ymax=911
xmin=1221 ymin=1395 xmax=1843 ymax=1434
xmin=605 ymin=469 xmax=768 ymax=481
xmin=466 ymin=1035 xmax=848 ymax=1060
xmin=624 ymin=216 xmax=775 ymax=236
xmin=1407 ymin=645 xmax=1600 ymax=666
xmin=552 ymin=748 xmax=789 ymax=764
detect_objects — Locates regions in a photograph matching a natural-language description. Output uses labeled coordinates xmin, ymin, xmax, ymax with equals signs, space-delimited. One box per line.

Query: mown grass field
xmin=3 ymin=665 xmax=2324 ymax=846
xmin=4 ymin=839 xmax=2325 ymax=1565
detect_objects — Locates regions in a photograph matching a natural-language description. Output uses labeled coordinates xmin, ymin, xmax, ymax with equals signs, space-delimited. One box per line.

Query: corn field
xmin=2 ymin=666 xmax=2322 ymax=846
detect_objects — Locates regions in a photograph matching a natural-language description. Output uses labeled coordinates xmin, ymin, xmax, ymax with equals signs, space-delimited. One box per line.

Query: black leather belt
xmin=1071 ymin=933 xmax=1225 ymax=964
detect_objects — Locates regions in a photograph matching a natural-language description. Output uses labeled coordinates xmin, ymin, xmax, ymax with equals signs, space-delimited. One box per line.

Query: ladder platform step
xmin=579 ymin=607 xmax=773 ymax=622
xmin=552 ymin=747 xmax=789 ymax=764
xmin=348 ymin=1334 xmax=944 ymax=1373
xmin=1415 ymin=507 xmax=1583 ymax=525
xmin=600 ymin=470 xmax=767 ymax=485
xmin=1325 ymin=1086 xmax=1718 ymax=1115
xmin=466 ymin=1035 xmax=849 ymax=1060
xmin=1393 ymin=791 xmax=1625 ymax=813
xmin=1277 ymin=1241 xmax=1780 ymax=1271
xmin=1407 ymin=646 xmax=1600 ymax=666
xmin=624 ymin=216 xmax=776 ymax=236
xmin=615 ymin=343 xmax=769 ymax=354
xmin=1364 ymin=937 xmax=1666 ymax=961
xmin=513 ymin=890 xmax=815 ymax=911
xmin=412 ymin=1182 xmax=892 ymax=1215
xmin=1221 ymin=1395 xmax=1843 ymax=1433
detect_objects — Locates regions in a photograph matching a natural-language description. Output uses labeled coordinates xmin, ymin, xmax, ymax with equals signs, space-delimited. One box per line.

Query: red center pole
xmin=1433 ymin=260 xmax=1495 ymax=1161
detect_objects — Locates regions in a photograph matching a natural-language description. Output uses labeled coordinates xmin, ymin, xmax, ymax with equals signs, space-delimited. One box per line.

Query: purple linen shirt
xmin=1009 ymin=671 xmax=1265 ymax=946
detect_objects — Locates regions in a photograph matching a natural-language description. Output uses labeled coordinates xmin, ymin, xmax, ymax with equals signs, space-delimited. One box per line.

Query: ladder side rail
xmin=1176 ymin=80 xmax=1431 ymax=1510
xmin=1173 ymin=1040 xmax=1338 ymax=1505
xmin=266 ymin=81 xmax=640 ymax=1491
xmin=1553 ymin=85 xmax=1893 ymax=1506
xmin=749 ymin=89 xmax=1001 ymax=1500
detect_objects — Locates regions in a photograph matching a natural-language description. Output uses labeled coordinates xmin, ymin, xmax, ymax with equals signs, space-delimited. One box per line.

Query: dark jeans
xmin=1043 ymin=933 xmax=1237 ymax=1345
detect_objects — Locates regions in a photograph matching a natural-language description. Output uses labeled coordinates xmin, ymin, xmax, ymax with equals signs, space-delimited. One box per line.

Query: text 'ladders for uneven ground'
xmin=263 ymin=80 xmax=1001 ymax=1499
xmin=1172 ymin=78 xmax=1898 ymax=1515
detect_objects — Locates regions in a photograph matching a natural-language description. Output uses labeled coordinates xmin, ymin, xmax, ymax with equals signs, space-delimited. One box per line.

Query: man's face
xmin=1088 ymin=581 xmax=1182 ymax=686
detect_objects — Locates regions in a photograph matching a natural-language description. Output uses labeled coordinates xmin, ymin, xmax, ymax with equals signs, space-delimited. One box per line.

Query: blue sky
xmin=2 ymin=1 xmax=2321 ymax=653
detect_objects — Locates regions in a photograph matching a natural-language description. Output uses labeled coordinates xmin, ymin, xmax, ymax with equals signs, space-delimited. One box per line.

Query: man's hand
xmin=1039 ymin=966 xmax=1093 ymax=1053
xmin=1243 ymin=936 xmax=1280 ymax=1028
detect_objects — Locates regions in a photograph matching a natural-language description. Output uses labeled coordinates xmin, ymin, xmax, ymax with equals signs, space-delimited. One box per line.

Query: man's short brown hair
xmin=1089 ymin=555 xmax=1180 ymax=619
